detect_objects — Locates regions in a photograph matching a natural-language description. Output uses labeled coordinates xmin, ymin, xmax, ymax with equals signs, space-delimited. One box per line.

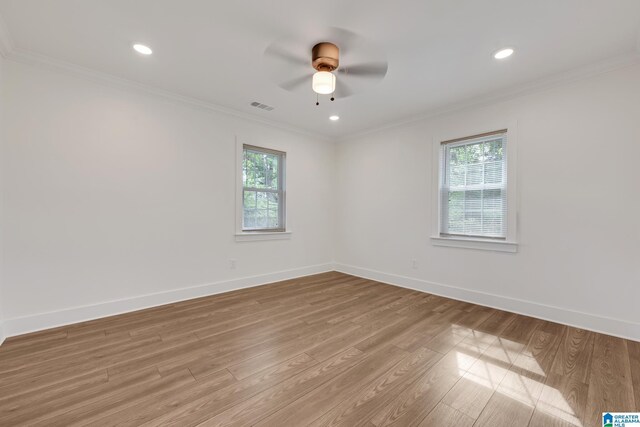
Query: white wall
xmin=1 ymin=56 xmax=639 ymax=342
xmin=0 ymin=53 xmax=5 ymax=344
xmin=0 ymin=59 xmax=336 ymax=335
xmin=335 ymin=64 xmax=640 ymax=340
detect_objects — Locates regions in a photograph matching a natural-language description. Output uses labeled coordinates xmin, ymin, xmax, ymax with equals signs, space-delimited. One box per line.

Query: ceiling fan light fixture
xmin=312 ymin=71 xmax=336 ymax=95
xmin=133 ymin=44 xmax=153 ymax=55
xmin=494 ymin=48 xmax=514 ymax=59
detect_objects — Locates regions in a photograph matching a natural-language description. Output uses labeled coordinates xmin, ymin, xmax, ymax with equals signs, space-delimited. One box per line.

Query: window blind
xmin=440 ymin=131 xmax=507 ymax=239
xmin=242 ymin=145 xmax=286 ymax=231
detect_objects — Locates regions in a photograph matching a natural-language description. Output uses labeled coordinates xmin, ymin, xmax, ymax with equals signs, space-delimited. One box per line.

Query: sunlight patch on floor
xmin=536 ymin=385 xmax=583 ymax=426
xmin=450 ymin=328 xmax=583 ymax=427
xmin=462 ymin=356 xmax=510 ymax=389
xmin=455 ymin=350 xmax=480 ymax=375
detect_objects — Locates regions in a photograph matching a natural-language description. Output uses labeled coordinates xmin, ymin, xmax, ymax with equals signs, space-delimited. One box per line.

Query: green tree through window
xmin=441 ymin=133 xmax=507 ymax=238
xmin=242 ymin=145 xmax=286 ymax=231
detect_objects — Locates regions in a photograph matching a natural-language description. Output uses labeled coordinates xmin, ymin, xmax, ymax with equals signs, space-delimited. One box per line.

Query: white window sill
xmin=235 ymin=231 xmax=292 ymax=242
xmin=431 ymin=236 xmax=518 ymax=253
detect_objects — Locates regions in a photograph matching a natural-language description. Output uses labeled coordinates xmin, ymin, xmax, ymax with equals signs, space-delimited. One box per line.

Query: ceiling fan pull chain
xmin=316 ymin=93 xmax=319 ymax=106
xmin=330 ymin=91 xmax=335 ymax=101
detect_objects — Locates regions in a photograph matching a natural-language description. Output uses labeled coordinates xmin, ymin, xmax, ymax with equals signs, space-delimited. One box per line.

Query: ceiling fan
xmin=263 ymin=28 xmax=388 ymax=104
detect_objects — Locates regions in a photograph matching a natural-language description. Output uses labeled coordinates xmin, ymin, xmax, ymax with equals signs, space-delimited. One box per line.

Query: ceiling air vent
xmin=250 ymin=101 xmax=275 ymax=111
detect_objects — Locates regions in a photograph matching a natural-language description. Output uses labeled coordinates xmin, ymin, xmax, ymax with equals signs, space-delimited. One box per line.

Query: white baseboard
xmin=2 ymin=263 xmax=334 ymax=339
xmin=4 ymin=262 xmax=637 ymax=343
xmin=335 ymin=263 xmax=640 ymax=342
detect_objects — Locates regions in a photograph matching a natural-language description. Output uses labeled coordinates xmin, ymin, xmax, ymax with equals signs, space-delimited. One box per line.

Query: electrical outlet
xmin=411 ymin=258 xmax=417 ymax=269
xmin=229 ymin=259 xmax=237 ymax=270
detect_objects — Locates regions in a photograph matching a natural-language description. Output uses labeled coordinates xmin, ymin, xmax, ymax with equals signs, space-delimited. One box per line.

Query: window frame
xmin=430 ymin=124 xmax=518 ymax=253
xmin=440 ymin=130 xmax=508 ymax=240
xmin=235 ymin=138 xmax=290 ymax=241
xmin=241 ymin=144 xmax=286 ymax=232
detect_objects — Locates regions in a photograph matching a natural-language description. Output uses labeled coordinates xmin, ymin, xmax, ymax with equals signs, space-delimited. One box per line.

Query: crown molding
xmin=7 ymin=48 xmax=640 ymax=145
xmin=1 ymin=7 xmax=639 ymax=143
xmin=4 ymin=47 xmax=333 ymax=142
xmin=0 ymin=11 xmax=330 ymax=142
xmin=338 ymin=50 xmax=640 ymax=142
xmin=0 ymin=12 xmax=14 ymax=57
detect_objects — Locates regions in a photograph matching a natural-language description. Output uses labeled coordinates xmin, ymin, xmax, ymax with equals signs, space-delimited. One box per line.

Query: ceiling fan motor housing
xmin=312 ymin=42 xmax=339 ymax=71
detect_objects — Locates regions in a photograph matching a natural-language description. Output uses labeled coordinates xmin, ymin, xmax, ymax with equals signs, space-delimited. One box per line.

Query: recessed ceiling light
xmin=494 ymin=48 xmax=514 ymax=59
xmin=329 ymin=115 xmax=340 ymax=121
xmin=133 ymin=44 xmax=153 ymax=55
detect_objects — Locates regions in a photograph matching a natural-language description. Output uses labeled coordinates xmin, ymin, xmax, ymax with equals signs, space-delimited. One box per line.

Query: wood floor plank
xmin=535 ymin=373 xmax=589 ymax=427
xmin=1 ymin=329 xmax=68 ymax=349
xmin=495 ymin=353 xmax=548 ymax=407
xmin=524 ymin=330 xmax=562 ymax=371
xmin=538 ymin=320 xmax=567 ymax=337
xmin=417 ymin=402 xmax=475 ymax=427
xmin=441 ymin=357 xmax=508 ymax=419
xmin=307 ymin=315 xmax=405 ymax=363
xmin=138 ymin=352 xmax=318 ymax=426
xmin=551 ymin=326 xmax=595 ymax=383
xmin=348 ymin=291 xmax=425 ymax=324
xmin=0 ymin=272 xmax=636 ymax=427
xmin=474 ymin=389 xmax=536 ymax=427
xmin=308 ymin=347 xmax=443 ymax=426
xmin=584 ymin=334 xmax=636 ymax=427
xmin=83 ymin=368 xmax=237 ymax=426
xmin=423 ymin=307 xmax=494 ymax=355
xmin=226 ymin=321 xmax=361 ymax=380
xmin=141 ymin=353 xmax=317 ymax=425
xmin=42 ymin=369 xmax=198 ymax=427
xmin=423 ymin=323 xmax=473 ymax=354
xmin=475 ymin=309 xmax=518 ymax=336
xmin=353 ymin=311 xmax=436 ymax=353
xmin=500 ymin=314 xmax=544 ymax=344
xmin=113 ymin=315 xmax=308 ymax=379
xmin=529 ymin=408 xmax=583 ymax=427
xmin=178 ymin=321 xmax=317 ymax=380
xmin=0 ymin=367 xmax=163 ymax=426
xmin=0 ymin=334 xmax=164 ymax=397
xmin=453 ymin=305 xmax=494 ymax=329
xmin=393 ymin=308 xmax=465 ymax=353
xmin=197 ymin=348 xmax=366 ymax=427
xmin=323 ymin=290 xmax=408 ymax=325
xmin=0 ymin=331 xmax=133 ymax=376
xmin=0 ymin=369 xmax=109 ymax=420
xmin=254 ymin=345 xmax=409 ymax=426
xmin=368 ymin=350 xmax=467 ymax=426
xmin=441 ymin=335 xmax=527 ymax=419
xmin=627 ymin=339 xmax=640 ymax=410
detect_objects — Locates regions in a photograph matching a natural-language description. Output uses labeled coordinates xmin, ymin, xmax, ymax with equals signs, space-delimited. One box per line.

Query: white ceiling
xmin=1 ymin=0 xmax=639 ymax=138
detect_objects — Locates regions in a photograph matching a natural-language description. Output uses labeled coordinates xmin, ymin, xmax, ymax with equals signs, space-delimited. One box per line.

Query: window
xmin=439 ymin=130 xmax=508 ymax=239
xmin=242 ymin=144 xmax=286 ymax=232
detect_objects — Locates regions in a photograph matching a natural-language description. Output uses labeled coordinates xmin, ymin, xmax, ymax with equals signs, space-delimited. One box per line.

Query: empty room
xmin=0 ymin=1 xmax=639 ymax=426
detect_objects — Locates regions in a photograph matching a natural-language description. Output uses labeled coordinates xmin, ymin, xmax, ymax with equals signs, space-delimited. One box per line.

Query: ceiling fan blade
xmin=279 ymin=74 xmax=312 ymax=91
xmin=264 ymin=45 xmax=309 ymax=67
xmin=338 ymin=62 xmax=388 ymax=78
xmin=326 ymin=27 xmax=360 ymax=54
xmin=336 ymin=79 xmax=354 ymax=98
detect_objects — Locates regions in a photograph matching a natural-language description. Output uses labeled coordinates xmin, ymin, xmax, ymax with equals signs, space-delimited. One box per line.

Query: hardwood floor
xmin=0 ymin=272 xmax=637 ymax=426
